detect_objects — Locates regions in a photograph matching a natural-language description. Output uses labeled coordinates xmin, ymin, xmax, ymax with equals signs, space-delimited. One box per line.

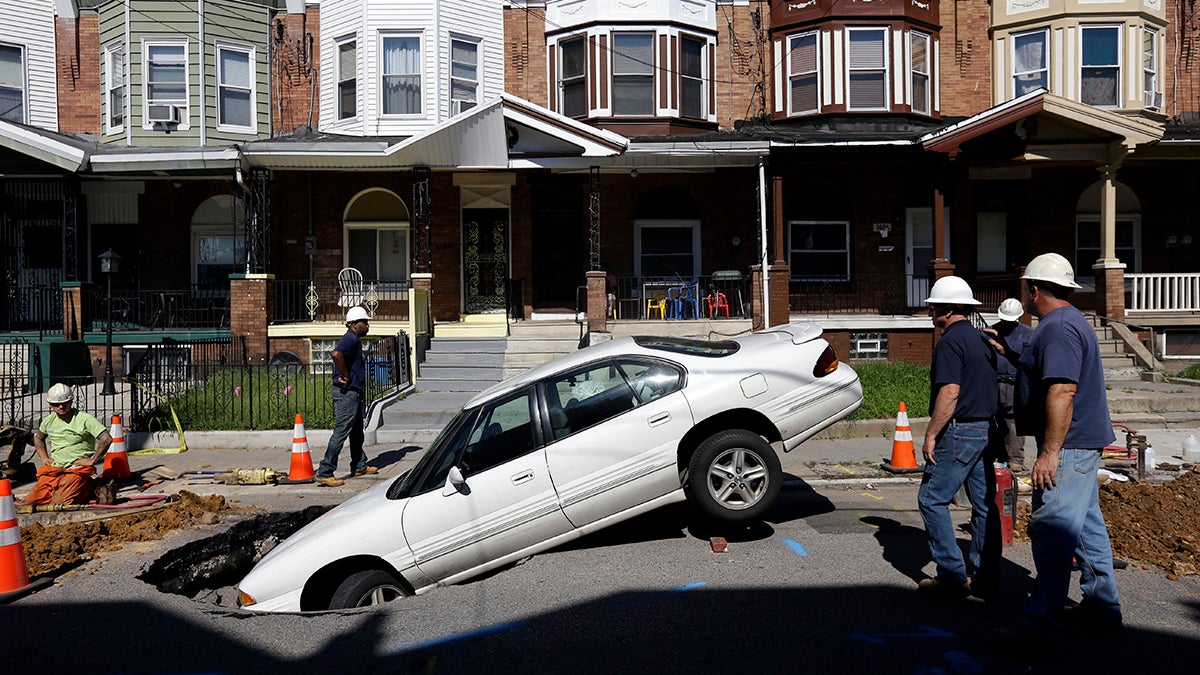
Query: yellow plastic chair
xmin=646 ymin=295 xmax=667 ymax=320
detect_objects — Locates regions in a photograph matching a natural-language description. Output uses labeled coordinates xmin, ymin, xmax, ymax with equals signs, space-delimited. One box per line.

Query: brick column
xmin=750 ymin=264 xmax=792 ymax=331
xmin=60 ymin=282 xmax=90 ymax=341
xmin=230 ymin=274 xmax=274 ymax=364
xmin=1094 ymin=262 xmax=1126 ymax=322
xmin=586 ymin=270 xmax=608 ymax=334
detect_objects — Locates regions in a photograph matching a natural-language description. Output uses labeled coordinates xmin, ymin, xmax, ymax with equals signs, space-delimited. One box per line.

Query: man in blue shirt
xmin=917 ymin=276 xmax=1000 ymax=600
xmin=990 ymin=298 xmax=1035 ymax=471
xmin=315 ymin=306 xmax=379 ymax=487
xmin=993 ymin=253 xmax=1121 ymax=653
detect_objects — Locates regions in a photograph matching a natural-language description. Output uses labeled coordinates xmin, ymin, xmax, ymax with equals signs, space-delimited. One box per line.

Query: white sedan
xmin=238 ymin=324 xmax=863 ymax=611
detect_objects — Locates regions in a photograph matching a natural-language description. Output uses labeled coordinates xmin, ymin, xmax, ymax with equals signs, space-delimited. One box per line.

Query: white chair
xmin=337 ymin=267 xmax=363 ymax=307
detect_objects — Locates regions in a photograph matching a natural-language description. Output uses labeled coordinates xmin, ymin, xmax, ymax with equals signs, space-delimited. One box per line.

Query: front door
xmin=905 ymin=207 xmax=951 ymax=307
xmin=462 ymin=208 xmax=508 ymax=313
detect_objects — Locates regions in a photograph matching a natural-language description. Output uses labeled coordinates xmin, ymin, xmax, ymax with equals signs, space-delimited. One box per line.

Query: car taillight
xmin=813 ymin=345 xmax=840 ymax=378
xmin=238 ymin=590 xmax=256 ymax=607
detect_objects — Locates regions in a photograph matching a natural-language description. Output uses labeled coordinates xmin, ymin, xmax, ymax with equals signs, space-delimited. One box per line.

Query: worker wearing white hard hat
xmin=992 ymin=254 xmax=1121 ymax=650
xmin=990 ymin=299 xmax=1034 ymax=471
xmin=314 ymin=306 xmax=379 ymax=487
xmin=24 ymin=383 xmax=113 ymax=505
xmin=917 ymin=275 xmax=1001 ymax=600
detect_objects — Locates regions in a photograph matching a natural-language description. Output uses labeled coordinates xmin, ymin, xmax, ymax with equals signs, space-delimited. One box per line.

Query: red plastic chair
xmin=707 ymin=291 xmax=730 ymax=318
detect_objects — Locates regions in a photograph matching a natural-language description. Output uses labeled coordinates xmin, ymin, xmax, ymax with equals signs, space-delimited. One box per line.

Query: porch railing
xmin=608 ymin=274 xmax=752 ymax=320
xmin=1127 ymin=273 xmax=1200 ymax=313
xmin=84 ymin=287 xmax=230 ymax=331
xmin=274 ymin=279 xmax=411 ymax=323
xmin=2 ymin=286 xmax=61 ymax=333
xmin=788 ymin=273 xmax=1019 ymax=315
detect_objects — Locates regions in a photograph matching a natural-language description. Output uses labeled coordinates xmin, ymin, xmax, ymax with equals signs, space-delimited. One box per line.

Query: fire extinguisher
xmin=995 ymin=466 xmax=1016 ymax=547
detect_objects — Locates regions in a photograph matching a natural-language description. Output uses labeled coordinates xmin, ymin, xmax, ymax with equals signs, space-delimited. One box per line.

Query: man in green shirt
xmin=23 ymin=383 xmax=112 ymax=505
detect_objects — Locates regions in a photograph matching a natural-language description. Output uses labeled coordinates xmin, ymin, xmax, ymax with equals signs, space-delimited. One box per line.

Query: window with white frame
xmin=1081 ymin=25 xmax=1120 ymax=107
xmin=337 ymin=39 xmax=357 ymax=119
xmin=450 ymin=36 xmax=479 ymax=114
xmin=911 ymin=32 xmax=930 ymax=114
xmin=1075 ymin=219 xmax=1137 ymax=280
xmin=0 ymin=43 xmax=26 ymax=123
xmin=788 ymin=32 xmax=818 ymax=115
xmin=105 ymin=44 xmax=125 ymax=131
xmin=381 ymin=35 xmax=421 ymax=115
xmin=680 ymin=35 xmax=704 ymax=119
xmin=1012 ymin=29 xmax=1048 ymax=97
xmin=217 ymin=45 xmax=253 ymax=130
xmin=145 ymin=41 xmax=187 ymax=124
xmin=560 ymin=37 xmax=586 ymax=118
xmin=1143 ymin=28 xmax=1158 ymax=108
xmin=635 ymin=221 xmax=699 ymax=278
xmin=347 ymin=225 xmax=410 ymax=280
xmin=789 ymin=221 xmax=850 ymax=281
xmin=850 ymin=332 xmax=888 ymax=360
xmin=847 ymin=28 xmax=887 ymax=110
xmin=613 ymin=33 xmax=654 ymax=115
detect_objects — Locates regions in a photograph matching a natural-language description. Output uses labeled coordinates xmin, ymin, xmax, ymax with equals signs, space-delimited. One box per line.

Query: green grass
xmin=1174 ymin=363 xmax=1200 ymax=381
xmin=143 ymin=368 xmax=345 ymax=431
xmin=847 ymin=361 xmax=931 ymax=420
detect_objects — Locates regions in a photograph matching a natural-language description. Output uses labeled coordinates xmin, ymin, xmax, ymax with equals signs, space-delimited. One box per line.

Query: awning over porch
xmin=0 ymin=119 xmax=89 ymax=172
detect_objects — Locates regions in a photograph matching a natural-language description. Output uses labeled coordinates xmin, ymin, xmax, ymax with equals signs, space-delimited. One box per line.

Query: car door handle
xmin=511 ymin=469 xmax=534 ymax=486
xmin=647 ymin=411 xmax=670 ymax=427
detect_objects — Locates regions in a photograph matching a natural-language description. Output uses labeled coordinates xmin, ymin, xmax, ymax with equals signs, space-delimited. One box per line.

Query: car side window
xmin=459 ymin=390 xmax=536 ymax=476
xmin=543 ymin=361 xmax=647 ymax=440
xmin=623 ymin=361 xmax=682 ymax=404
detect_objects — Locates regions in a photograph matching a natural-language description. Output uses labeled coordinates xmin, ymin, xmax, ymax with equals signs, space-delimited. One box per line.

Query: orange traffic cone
xmin=0 ymin=478 xmax=52 ymax=603
xmin=278 ymin=414 xmax=315 ymax=484
xmin=102 ymin=415 xmax=131 ymax=480
xmin=882 ymin=402 xmax=922 ymax=474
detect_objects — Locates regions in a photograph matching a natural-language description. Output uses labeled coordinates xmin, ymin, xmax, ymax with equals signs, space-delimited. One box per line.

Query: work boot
xmin=352 ymin=466 xmax=379 ymax=477
xmin=917 ymin=577 xmax=968 ymax=600
xmin=314 ymin=475 xmax=345 ymax=487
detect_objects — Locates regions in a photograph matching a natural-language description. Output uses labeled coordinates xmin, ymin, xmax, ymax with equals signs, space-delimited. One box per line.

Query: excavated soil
xmin=1013 ymin=469 xmax=1200 ymax=577
xmin=20 ymin=491 xmax=247 ymax=578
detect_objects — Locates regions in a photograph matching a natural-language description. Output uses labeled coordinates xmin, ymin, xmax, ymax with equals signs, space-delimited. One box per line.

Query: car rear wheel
xmin=329 ymin=570 xmax=407 ymax=609
xmin=686 ymin=430 xmax=781 ymax=523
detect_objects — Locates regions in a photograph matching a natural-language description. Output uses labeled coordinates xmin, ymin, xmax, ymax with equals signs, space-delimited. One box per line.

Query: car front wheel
xmin=686 ymin=430 xmax=781 ymax=523
xmin=328 ymin=569 xmax=407 ymax=609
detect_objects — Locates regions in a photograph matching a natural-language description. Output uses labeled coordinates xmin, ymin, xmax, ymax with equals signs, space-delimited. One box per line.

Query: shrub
xmin=1175 ymin=363 xmax=1200 ymax=381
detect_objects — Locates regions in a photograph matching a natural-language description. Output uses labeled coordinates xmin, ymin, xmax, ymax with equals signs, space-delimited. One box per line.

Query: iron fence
xmin=84 ymin=287 xmax=230 ymax=330
xmin=274 ymin=279 xmax=411 ymax=323
xmin=1 ymin=286 xmax=61 ymax=334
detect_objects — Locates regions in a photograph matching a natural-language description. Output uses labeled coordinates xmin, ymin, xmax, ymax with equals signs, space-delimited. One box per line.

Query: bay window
xmin=382 ymin=35 xmax=421 ymax=115
xmin=847 ymin=29 xmax=887 ymax=110
xmin=1081 ymin=25 xmax=1120 ymax=107
xmin=217 ymin=45 xmax=253 ymax=130
xmin=560 ymin=37 xmax=586 ymax=118
xmin=612 ymin=33 xmax=654 ymax=115
xmin=788 ymin=32 xmax=818 ymax=115
xmin=680 ymin=35 xmax=704 ymax=119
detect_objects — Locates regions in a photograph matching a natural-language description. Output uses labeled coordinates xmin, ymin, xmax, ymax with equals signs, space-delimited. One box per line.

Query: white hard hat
xmin=47 ymin=383 xmax=74 ymax=404
xmin=1022 ymin=252 xmax=1082 ymax=289
xmin=345 ymin=306 xmax=371 ymax=323
xmin=925 ymin=275 xmax=981 ymax=306
xmin=997 ymin=298 xmax=1024 ymax=322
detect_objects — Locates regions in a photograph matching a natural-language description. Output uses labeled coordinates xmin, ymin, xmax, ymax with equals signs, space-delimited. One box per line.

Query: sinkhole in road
xmin=139 ymin=505 xmax=331 ymax=605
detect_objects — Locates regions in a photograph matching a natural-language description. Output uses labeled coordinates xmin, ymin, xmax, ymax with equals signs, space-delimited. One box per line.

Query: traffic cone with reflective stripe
xmin=0 ymin=478 xmax=52 ymax=603
xmin=882 ymin=402 xmax=922 ymax=474
xmin=279 ymin=414 xmax=315 ymax=484
xmin=102 ymin=415 xmax=131 ymax=480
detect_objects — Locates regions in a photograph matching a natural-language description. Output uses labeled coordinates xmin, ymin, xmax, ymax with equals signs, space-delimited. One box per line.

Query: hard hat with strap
xmin=1022 ymin=252 xmax=1082 ymax=289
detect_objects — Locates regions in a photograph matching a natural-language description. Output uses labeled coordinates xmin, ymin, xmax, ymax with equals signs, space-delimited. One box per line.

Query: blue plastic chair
xmin=669 ymin=281 xmax=700 ymax=319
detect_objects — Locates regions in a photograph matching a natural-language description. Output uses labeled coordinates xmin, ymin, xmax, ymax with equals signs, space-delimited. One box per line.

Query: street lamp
xmin=98 ymin=248 xmax=122 ymax=396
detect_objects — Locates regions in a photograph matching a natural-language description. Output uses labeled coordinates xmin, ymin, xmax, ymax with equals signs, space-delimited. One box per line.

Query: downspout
xmin=124 ymin=0 xmax=131 ymax=146
xmin=198 ymin=0 xmax=206 ymax=146
xmin=758 ymin=159 xmax=769 ymax=326
xmin=434 ymin=0 xmax=442 ymax=123
xmin=235 ymin=165 xmax=250 ymax=274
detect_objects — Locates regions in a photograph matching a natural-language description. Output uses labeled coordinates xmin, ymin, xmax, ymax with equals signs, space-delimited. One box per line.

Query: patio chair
xmin=669 ymin=281 xmax=700 ymax=320
xmin=337 ymin=267 xmax=363 ymax=307
xmin=646 ymin=295 xmax=667 ymax=320
xmin=707 ymin=290 xmax=730 ymax=318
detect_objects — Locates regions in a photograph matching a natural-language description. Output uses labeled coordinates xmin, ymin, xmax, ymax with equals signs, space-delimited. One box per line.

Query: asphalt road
xmin=6 ymin=476 xmax=1200 ymax=674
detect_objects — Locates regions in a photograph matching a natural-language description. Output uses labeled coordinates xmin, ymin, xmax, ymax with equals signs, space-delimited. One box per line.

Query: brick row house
xmin=1 ymin=0 xmax=1198 ymax=391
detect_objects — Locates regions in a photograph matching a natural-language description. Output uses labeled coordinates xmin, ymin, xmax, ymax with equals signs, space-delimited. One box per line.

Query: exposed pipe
xmin=198 ymin=0 xmax=206 ymax=146
xmin=758 ymin=159 xmax=769 ymax=327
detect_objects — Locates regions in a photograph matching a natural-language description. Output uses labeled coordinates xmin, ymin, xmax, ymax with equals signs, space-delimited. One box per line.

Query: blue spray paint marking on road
xmin=609 ymin=581 xmax=708 ymax=610
xmin=782 ymin=538 xmax=808 ymax=556
xmin=390 ymin=619 xmax=531 ymax=654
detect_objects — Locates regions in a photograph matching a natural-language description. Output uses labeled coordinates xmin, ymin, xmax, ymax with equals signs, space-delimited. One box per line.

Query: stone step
xmin=418 ymin=365 xmax=504 ymax=380
xmin=414 ymin=378 xmax=501 ymax=393
xmin=427 ymin=337 xmax=508 ymax=354
xmin=423 ymin=351 xmax=506 ymax=367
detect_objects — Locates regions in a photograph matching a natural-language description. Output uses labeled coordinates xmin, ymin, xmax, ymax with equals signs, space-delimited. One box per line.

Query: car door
xmin=542 ymin=358 xmax=692 ymax=528
xmin=401 ymin=388 xmax=573 ymax=582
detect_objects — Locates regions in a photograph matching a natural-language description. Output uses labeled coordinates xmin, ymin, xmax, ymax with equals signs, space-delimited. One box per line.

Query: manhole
xmin=139 ymin=505 xmax=330 ymax=607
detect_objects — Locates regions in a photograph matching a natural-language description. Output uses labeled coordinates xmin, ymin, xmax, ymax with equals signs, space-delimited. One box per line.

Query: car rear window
xmin=631 ymin=335 xmax=740 ymax=357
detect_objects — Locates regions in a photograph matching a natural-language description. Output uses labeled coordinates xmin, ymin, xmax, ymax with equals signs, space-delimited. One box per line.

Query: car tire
xmin=686 ymin=430 xmax=781 ymax=523
xmin=328 ymin=569 xmax=407 ymax=609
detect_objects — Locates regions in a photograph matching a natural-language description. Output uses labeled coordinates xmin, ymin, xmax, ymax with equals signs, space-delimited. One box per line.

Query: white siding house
xmin=0 ymin=0 xmax=59 ymax=130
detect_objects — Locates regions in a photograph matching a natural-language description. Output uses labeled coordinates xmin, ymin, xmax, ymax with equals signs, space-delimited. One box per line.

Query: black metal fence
xmin=84 ymin=287 xmax=230 ymax=330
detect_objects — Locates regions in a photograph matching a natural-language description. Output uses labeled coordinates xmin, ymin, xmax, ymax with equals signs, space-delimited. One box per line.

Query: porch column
xmin=586 ymin=270 xmax=607 ymax=334
xmin=60 ymin=281 xmax=90 ymax=341
xmin=750 ymin=265 xmax=790 ymax=330
xmin=1093 ymin=154 xmax=1125 ymax=321
xmin=230 ymin=273 xmax=274 ymax=365
xmin=927 ymin=175 xmax=955 ymax=283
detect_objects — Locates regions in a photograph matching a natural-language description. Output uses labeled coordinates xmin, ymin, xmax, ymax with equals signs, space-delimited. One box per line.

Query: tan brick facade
xmin=937 ymin=0 xmax=993 ymax=117
xmin=230 ymin=275 xmax=274 ymax=364
xmin=1165 ymin=0 xmax=1200 ymax=119
xmin=715 ymin=2 xmax=770 ymax=128
xmin=55 ymin=15 xmax=101 ymax=134
xmin=504 ymin=5 xmax=549 ymax=107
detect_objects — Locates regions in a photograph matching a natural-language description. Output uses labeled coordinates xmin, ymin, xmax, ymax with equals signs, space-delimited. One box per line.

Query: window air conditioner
xmin=1143 ymin=91 xmax=1163 ymax=110
xmin=147 ymin=104 xmax=180 ymax=124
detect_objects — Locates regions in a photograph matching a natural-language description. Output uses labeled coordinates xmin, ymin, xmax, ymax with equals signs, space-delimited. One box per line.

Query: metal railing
xmin=2 ymin=286 xmax=61 ymax=334
xmin=274 ymin=279 xmax=412 ymax=323
xmin=608 ymin=274 xmax=752 ymax=320
xmin=1127 ymin=273 xmax=1200 ymax=313
xmin=85 ymin=287 xmax=230 ymax=331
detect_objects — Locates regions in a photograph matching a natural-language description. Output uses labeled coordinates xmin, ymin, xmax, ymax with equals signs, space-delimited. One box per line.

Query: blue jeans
xmin=318 ymin=387 xmax=366 ymax=478
xmin=917 ymin=420 xmax=998 ymax=585
xmin=1024 ymin=448 xmax=1121 ymax=630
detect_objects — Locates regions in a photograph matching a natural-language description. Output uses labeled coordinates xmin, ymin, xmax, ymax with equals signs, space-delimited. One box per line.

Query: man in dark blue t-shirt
xmin=315 ymin=306 xmax=379 ymax=487
xmin=917 ymin=275 xmax=1000 ymax=601
xmin=991 ymin=298 xmax=1035 ymax=471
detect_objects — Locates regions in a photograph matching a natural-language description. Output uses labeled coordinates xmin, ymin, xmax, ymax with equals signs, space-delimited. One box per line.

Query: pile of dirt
xmin=1013 ymin=470 xmax=1200 ymax=578
xmin=20 ymin=491 xmax=240 ymax=577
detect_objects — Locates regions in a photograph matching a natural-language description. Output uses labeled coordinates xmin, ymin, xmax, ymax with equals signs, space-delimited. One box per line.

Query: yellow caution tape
xmin=126 ymin=379 xmax=188 ymax=456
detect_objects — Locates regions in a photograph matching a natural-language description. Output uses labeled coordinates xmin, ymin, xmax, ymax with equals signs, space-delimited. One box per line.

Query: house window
xmin=450 ymin=36 xmax=479 ymax=114
xmin=195 ymin=231 xmax=245 ymax=289
xmin=382 ymin=35 xmax=421 ymax=115
xmin=680 ymin=35 xmax=704 ymax=118
xmin=850 ymin=332 xmax=888 ymax=360
xmin=635 ymin=221 xmax=699 ymax=278
xmin=0 ymin=43 xmax=26 ymax=123
xmin=1012 ymin=29 xmax=1048 ymax=96
xmin=1143 ymin=28 xmax=1158 ymax=108
xmin=612 ymin=33 xmax=654 ymax=115
xmin=145 ymin=41 xmax=187 ymax=127
xmin=911 ymin=32 xmax=930 ymax=114
xmin=788 ymin=32 xmax=819 ymax=115
xmin=789 ymin=221 xmax=850 ymax=281
xmin=847 ymin=28 xmax=887 ymax=110
xmin=560 ymin=37 xmax=586 ymax=118
xmin=337 ymin=39 xmax=356 ymax=119
xmin=1075 ymin=219 xmax=1136 ymax=279
xmin=105 ymin=45 xmax=125 ymax=131
xmin=1081 ymin=25 xmax=1120 ymax=107
xmin=347 ymin=226 xmax=409 ymax=280
xmin=217 ymin=45 xmax=253 ymax=130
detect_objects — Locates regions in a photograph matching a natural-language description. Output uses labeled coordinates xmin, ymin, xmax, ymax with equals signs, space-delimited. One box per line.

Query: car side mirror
xmin=443 ymin=465 xmax=469 ymax=496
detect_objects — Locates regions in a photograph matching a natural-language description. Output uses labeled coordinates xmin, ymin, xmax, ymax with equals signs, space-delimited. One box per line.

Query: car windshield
xmin=631 ymin=335 xmax=739 ymax=357
xmin=387 ymin=407 xmax=478 ymax=500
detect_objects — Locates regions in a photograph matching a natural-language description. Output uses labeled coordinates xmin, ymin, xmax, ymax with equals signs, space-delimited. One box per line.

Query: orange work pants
xmin=22 ymin=465 xmax=95 ymax=505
